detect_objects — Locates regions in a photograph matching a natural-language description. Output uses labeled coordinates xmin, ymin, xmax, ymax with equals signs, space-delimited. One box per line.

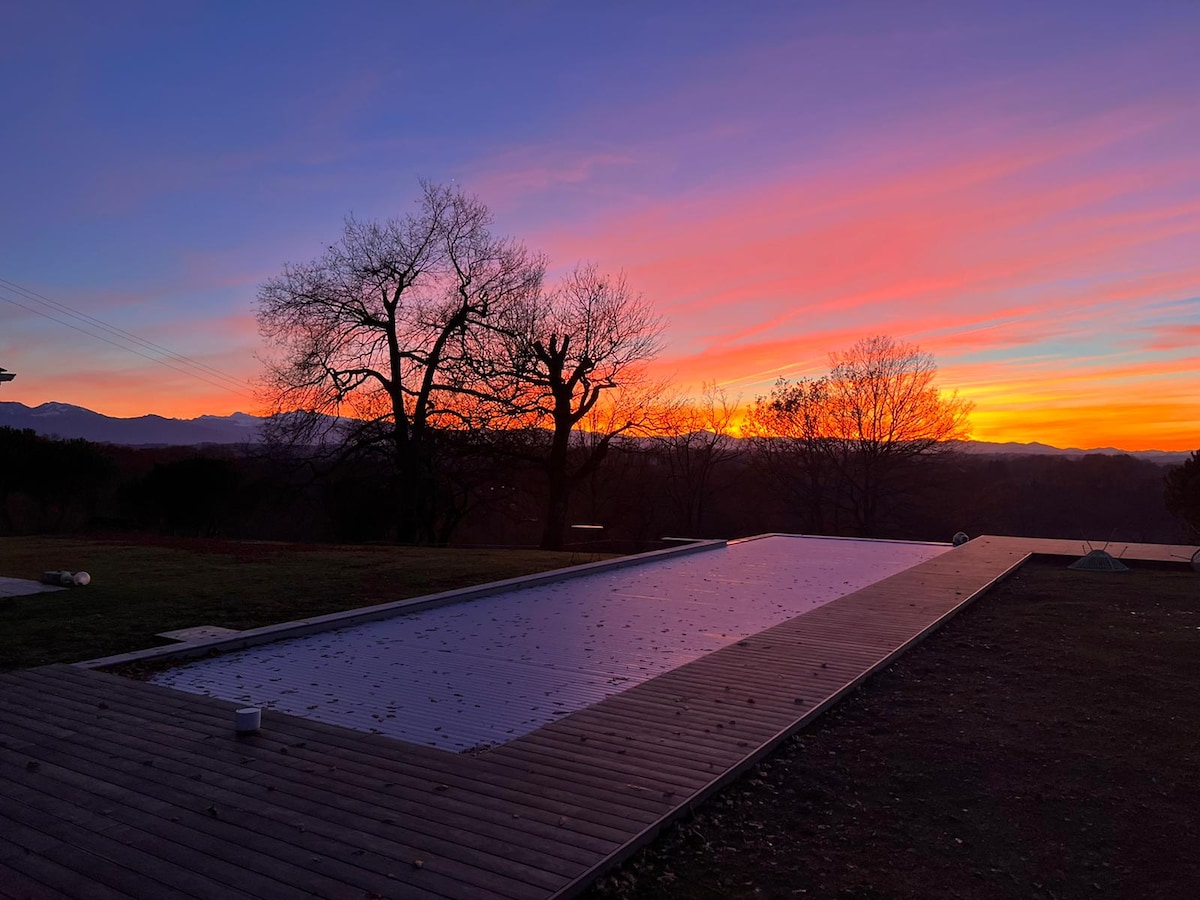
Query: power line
xmin=0 ymin=288 xmax=258 ymax=401
xmin=0 ymin=277 xmax=258 ymax=403
xmin=0 ymin=276 xmax=253 ymax=393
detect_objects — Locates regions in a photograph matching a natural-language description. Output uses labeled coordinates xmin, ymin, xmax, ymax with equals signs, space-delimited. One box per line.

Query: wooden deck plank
xmin=520 ymin=699 xmax=781 ymax=758
xmin=20 ymin=666 xmax=663 ymax=828
xmin=627 ymin=651 xmax=885 ymax=696
xmin=0 ymin=717 xmax=475 ymax=900
xmin=485 ymin=737 xmax=711 ymax=793
xmin=521 ymin=706 xmax=767 ymax=762
xmin=0 ymin=707 xmax=462 ymax=897
xmin=0 ymin=832 xmax=132 ymax=900
xmin=0 ymin=686 xmax=576 ymax=900
xmin=0 ymin=791 xmax=238 ymax=900
xmin=0 ymin=754 xmax=344 ymax=900
xmin=594 ymin=674 xmax=849 ymax=729
xmin=54 ymin=665 xmax=666 ymax=818
xmin=0 ymin=677 xmax=607 ymax=873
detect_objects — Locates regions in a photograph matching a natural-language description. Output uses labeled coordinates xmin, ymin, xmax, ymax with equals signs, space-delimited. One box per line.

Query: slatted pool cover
xmin=152 ymin=536 xmax=948 ymax=751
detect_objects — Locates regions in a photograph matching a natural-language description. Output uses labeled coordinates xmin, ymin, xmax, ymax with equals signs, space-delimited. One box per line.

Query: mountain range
xmin=0 ymin=400 xmax=1190 ymax=464
xmin=0 ymin=401 xmax=264 ymax=446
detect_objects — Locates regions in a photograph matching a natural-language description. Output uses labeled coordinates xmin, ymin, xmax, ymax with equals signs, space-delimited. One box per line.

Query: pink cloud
xmin=467 ymin=150 xmax=636 ymax=206
xmin=1140 ymin=323 xmax=1200 ymax=352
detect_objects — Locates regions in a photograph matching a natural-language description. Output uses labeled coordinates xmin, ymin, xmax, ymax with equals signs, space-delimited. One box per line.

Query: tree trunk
xmin=392 ymin=429 xmax=427 ymax=545
xmin=539 ymin=420 xmax=572 ymax=551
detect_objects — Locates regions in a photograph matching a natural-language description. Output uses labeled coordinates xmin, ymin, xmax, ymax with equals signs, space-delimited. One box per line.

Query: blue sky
xmin=2 ymin=1 xmax=1198 ymax=449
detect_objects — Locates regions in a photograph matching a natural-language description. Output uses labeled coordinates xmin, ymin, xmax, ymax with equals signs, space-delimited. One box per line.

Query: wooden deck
xmin=0 ymin=535 xmax=1193 ymax=899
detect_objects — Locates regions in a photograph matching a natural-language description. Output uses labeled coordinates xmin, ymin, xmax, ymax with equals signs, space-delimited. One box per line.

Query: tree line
xmin=1 ymin=422 xmax=1193 ymax=549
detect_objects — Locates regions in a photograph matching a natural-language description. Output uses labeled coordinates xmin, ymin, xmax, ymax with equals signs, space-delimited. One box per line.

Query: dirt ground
xmin=586 ymin=558 xmax=1200 ymax=900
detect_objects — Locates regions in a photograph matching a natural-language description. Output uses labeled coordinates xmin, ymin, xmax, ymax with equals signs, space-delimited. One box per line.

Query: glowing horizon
xmin=1 ymin=3 xmax=1197 ymax=452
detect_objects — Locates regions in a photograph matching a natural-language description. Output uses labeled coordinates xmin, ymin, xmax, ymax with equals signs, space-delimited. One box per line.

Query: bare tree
xmin=256 ymin=182 xmax=544 ymax=543
xmin=745 ymin=377 xmax=837 ymax=533
xmin=654 ymin=383 xmax=741 ymax=536
xmin=495 ymin=264 xmax=664 ymax=550
xmin=752 ymin=336 xmax=972 ymax=536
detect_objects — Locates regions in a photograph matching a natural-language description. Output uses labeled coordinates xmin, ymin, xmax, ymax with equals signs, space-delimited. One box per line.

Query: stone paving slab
xmin=0 ymin=576 xmax=65 ymax=599
xmin=156 ymin=626 xmax=243 ymax=642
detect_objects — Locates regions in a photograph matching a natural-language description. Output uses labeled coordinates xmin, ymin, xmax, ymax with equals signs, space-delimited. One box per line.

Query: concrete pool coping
xmin=0 ymin=576 xmax=66 ymax=599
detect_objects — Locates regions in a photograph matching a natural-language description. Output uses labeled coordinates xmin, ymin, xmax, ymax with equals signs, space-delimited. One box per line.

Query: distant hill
xmin=950 ymin=439 xmax=1190 ymax=466
xmin=0 ymin=401 xmax=265 ymax=446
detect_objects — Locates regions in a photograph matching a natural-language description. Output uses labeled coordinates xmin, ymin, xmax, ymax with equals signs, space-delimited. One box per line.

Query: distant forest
xmin=1 ymin=425 xmax=1190 ymax=550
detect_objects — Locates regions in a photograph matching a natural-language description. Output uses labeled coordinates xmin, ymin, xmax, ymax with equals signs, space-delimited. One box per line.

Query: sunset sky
xmin=1 ymin=1 xmax=1197 ymax=451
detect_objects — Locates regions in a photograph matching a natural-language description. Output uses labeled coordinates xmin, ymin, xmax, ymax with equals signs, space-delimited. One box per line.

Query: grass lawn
xmin=588 ymin=558 xmax=1200 ymax=900
xmin=0 ymin=535 xmax=611 ymax=671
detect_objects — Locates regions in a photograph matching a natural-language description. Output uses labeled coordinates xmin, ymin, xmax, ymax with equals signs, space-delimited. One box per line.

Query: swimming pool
xmin=151 ymin=535 xmax=949 ymax=750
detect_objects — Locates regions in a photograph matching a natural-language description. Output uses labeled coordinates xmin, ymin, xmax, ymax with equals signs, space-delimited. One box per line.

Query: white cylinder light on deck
xmin=235 ymin=707 xmax=261 ymax=734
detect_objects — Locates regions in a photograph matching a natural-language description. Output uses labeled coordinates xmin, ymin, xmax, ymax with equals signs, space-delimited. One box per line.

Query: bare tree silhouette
xmin=256 ymin=182 xmax=544 ymax=543
xmin=751 ymin=336 xmax=972 ymax=536
xmin=491 ymin=265 xmax=664 ymax=550
xmin=655 ymin=383 xmax=741 ymax=536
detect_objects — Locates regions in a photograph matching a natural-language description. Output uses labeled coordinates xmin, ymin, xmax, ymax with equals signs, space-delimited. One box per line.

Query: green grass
xmin=0 ymin=535 xmax=613 ymax=671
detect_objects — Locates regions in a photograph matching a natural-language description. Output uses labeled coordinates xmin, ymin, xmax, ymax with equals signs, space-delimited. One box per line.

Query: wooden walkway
xmin=0 ymin=536 xmax=1192 ymax=899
